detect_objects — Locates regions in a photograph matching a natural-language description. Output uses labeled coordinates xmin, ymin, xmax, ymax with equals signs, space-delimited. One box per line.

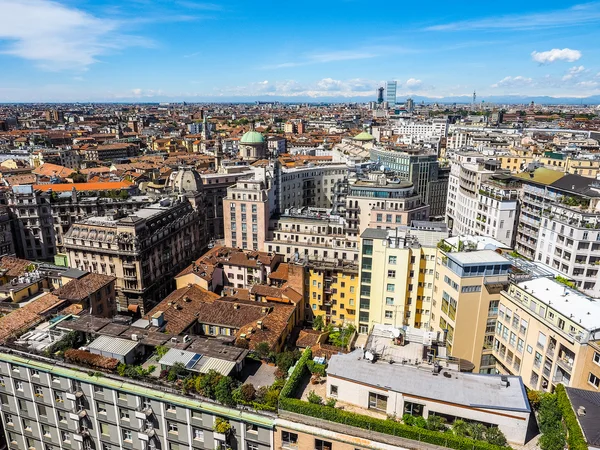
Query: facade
xmin=223 ymin=175 xmax=272 ymax=251
xmin=515 ymin=169 xmax=600 ymax=297
xmin=475 ymin=174 xmax=520 ymax=247
xmin=446 ymin=157 xmax=509 ymax=238
xmin=0 ymin=350 xmax=274 ymax=450
xmin=493 ymin=277 xmax=600 ymax=393
xmin=6 ymin=185 xmax=152 ymax=260
xmin=0 ymin=208 xmax=15 ymax=256
xmin=369 ymin=149 xmax=448 ymax=217
xmin=305 ymin=259 xmax=359 ymax=326
xmin=239 ymin=130 xmax=268 ymax=161
xmin=431 ymin=249 xmax=512 ymax=373
xmin=63 ymin=196 xmax=207 ymax=314
xmin=264 ymin=208 xmax=359 ymax=263
xmin=344 ymin=173 xmax=430 ymax=239
xmin=82 ymin=143 xmax=139 ymax=162
xmin=357 ymin=224 xmax=447 ymax=333
xmin=385 ymin=81 xmax=397 ymax=108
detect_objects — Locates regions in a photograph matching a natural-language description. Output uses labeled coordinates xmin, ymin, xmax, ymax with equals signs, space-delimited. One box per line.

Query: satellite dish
xmin=365 ymin=351 xmax=374 ymax=361
xmin=391 ymin=328 xmax=401 ymax=338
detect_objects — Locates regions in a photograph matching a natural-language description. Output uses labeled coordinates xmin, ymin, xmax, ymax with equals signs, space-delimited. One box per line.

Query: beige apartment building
xmin=357 ymin=223 xmax=448 ymax=333
xmin=493 ymin=276 xmax=600 ymax=393
xmin=223 ymin=173 xmax=272 ymax=251
xmin=264 ymin=207 xmax=359 ymax=263
xmin=431 ymin=249 xmax=512 ymax=373
xmin=63 ymin=195 xmax=207 ymax=314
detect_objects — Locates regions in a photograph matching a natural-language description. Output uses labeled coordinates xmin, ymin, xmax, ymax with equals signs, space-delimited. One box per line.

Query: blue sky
xmin=0 ymin=0 xmax=599 ymax=101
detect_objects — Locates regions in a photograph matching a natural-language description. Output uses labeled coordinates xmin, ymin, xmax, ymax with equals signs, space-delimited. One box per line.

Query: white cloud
xmin=404 ymin=78 xmax=423 ymax=89
xmin=531 ymin=48 xmax=582 ymax=64
xmin=130 ymin=88 xmax=163 ymax=98
xmin=576 ymin=81 xmax=599 ymax=89
xmin=491 ymin=76 xmax=533 ymax=88
xmin=562 ymin=65 xmax=586 ymax=80
xmin=216 ymin=78 xmax=381 ymax=98
xmin=0 ymin=0 xmax=146 ymax=70
xmin=426 ymin=3 xmax=600 ymax=31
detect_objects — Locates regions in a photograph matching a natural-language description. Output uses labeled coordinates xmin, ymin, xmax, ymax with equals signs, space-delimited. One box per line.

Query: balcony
xmin=556 ymin=357 xmax=574 ymax=372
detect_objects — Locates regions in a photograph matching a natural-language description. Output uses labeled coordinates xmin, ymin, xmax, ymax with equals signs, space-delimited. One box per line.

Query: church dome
xmin=240 ymin=130 xmax=265 ymax=144
xmin=170 ymin=167 xmax=202 ymax=193
xmin=354 ymin=131 xmax=375 ymax=141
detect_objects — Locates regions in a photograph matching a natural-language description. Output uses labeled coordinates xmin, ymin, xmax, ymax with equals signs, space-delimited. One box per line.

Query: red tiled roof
xmin=0 ymin=294 xmax=67 ymax=343
xmin=33 ymin=181 xmax=133 ymax=192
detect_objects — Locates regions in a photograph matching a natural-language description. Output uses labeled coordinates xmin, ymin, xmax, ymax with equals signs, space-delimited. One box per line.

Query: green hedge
xmin=279 ymin=397 xmax=510 ymax=450
xmin=555 ymin=385 xmax=588 ymax=450
xmin=280 ymin=348 xmax=312 ymax=399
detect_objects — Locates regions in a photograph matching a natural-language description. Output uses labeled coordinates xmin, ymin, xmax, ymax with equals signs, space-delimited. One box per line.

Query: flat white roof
xmin=88 ymin=335 xmax=139 ymax=356
xmin=449 ymin=249 xmax=509 ymax=265
xmin=446 ymin=235 xmax=510 ymax=251
xmin=517 ymin=277 xmax=600 ymax=331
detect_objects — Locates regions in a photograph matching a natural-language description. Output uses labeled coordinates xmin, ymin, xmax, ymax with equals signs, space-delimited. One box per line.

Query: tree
xmin=312 ymin=315 xmax=325 ymax=331
xmin=425 ymin=415 xmax=447 ymax=431
xmin=468 ymin=423 xmax=486 ymax=441
xmin=254 ymin=342 xmax=270 ymax=360
xmin=485 ymin=426 xmax=508 ymax=447
xmin=239 ymin=383 xmax=256 ymax=402
xmin=215 ymin=377 xmax=236 ymax=406
xmin=167 ymin=362 xmax=187 ymax=382
xmin=198 ymin=370 xmax=223 ymax=399
xmin=276 ymin=351 xmax=296 ymax=374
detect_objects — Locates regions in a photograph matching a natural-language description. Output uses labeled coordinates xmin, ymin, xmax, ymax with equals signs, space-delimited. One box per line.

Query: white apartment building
xmin=392 ymin=118 xmax=448 ymax=141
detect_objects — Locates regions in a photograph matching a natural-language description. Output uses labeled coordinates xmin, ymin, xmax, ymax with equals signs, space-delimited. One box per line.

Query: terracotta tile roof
xmin=236 ymin=301 xmax=296 ymax=351
xmin=33 ymin=181 xmax=132 ymax=192
xmin=269 ymin=263 xmax=289 ymax=281
xmin=0 ymin=256 xmax=34 ymax=278
xmin=145 ymin=285 xmax=221 ymax=335
xmin=32 ymin=163 xmax=73 ymax=178
xmin=4 ymin=174 xmax=36 ymax=186
xmin=55 ymin=273 xmax=116 ymax=301
xmin=296 ymin=329 xmax=323 ymax=348
xmin=0 ymin=293 xmax=67 ymax=343
xmin=80 ymin=167 xmax=111 ymax=174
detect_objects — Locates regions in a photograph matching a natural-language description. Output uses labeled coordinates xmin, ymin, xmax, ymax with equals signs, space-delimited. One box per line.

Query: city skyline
xmin=0 ymin=0 xmax=600 ymax=102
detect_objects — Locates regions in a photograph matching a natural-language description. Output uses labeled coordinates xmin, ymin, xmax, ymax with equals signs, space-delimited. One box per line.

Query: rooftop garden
xmin=279 ymin=348 xmax=511 ymax=450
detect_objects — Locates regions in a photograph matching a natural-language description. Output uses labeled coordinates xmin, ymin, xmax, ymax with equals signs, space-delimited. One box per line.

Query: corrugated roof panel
xmin=197 ymin=357 xmax=236 ymax=376
xmin=159 ymin=348 xmax=197 ymax=367
xmin=88 ymin=335 xmax=138 ymax=356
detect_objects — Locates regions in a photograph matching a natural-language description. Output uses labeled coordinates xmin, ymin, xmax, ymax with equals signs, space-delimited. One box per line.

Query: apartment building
xmin=305 ymin=259 xmax=359 ymax=326
xmin=493 ymin=277 xmax=600 ymax=393
xmin=357 ymin=223 xmax=447 ymax=333
xmin=264 ymin=208 xmax=359 ymax=263
xmin=392 ymin=118 xmax=449 ymax=140
xmin=369 ymin=149 xmax=449 ymax=217
xmin=223 ymin=175 xmax=272 ymax=251
xmin=0 ymin=350 xmax=274 ymax=450
xmin=0 ymin=207 xmax=15 ymax=256
xmin=475 ymin=174 xmax=521 ymax=247
xmin=431 ymin=248 xmax=512 ymax=373
xmin=276 ymin=161 xmax=348 ymax=211
xmin=344 ymin=173 xmax=430 ymax=239
xmin=63 ymin=195 xmax=207 ymax=314
xmin=446 ymin=156 xmax=513 ymax=239
xmin=81 ymin=143 xmax=139 ymax=162
xmin=515 ymin=169 xmax=600 ymax=297
xmin=6 ymin=184 xmax=151 ymax=260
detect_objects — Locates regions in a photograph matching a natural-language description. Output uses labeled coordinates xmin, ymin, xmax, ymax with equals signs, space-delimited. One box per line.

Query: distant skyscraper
xmin=386 ymin=81 xmax=397 ymax=107
xmin=406 ymin=98 xmax=415 ymax=113
xmin=377 ymin=87 xmax=384 ymax=104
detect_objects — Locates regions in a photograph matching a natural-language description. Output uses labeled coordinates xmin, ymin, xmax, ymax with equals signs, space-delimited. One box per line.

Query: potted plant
xmin=213 ymin=418 xmax=231 ymax=441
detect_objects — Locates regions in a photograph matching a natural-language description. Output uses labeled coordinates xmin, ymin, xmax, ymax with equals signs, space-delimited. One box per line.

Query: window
xmin=282 ymin=431 xmax=298 ymax=449
xmin=34 ymin=386 xmax=44 ymax=396
xmin=57 ymin=411 xmax=67 ymax=422
xmin=387 ymin=270 xmax=396 ymax=279
xmin=388 ymin=256 xmax=397 ymax=264
xmin=15 ymin=380 xmax=23 ymax=391
xmin=315 ymin=439 xmax=333 ymax=450
xmin=54 ymin=392 xmax=64 ymax=403
xmin=168 ymin=421 xmax=178 ymax=434
xmin=594 ymin=352 xmax=600 ymax=366
xmin=246 ymin=423 xmax=258 ymax=434
xmin=403 ymin=401 xmax=424 ymax=416
xmin=119 ymin=409 xmax=130 ymax=420
xmin=30 ymin=369 xmax=40 ymax=377
xmin=165 ymin=403 xmax=176 ymax=412
xmin=61 ymin=431 xmax=69 ymax=443
xmin=386 ymin=283 xmax=395 ymax=292
xmin=42 ymin=425 xmax=51 ymax=437
xmin=118 ymin=392 xmax=127 ymax=401
xmin=589 ymin=372 xmax=600 ymax=389
xmin=38 ymin=405 xmax=47 ymax=417
xmin=5 ymin=413 xmax=13 ymax=425
xmin=122 ymin=429 xmax=132 ymax=442
xmin=330 ymin=385 xmax=338 ymax=396
xmin=100 ymin=423 xmax=110 ymax=435
xmin=368 ymin=392 xmax=388 ymax=411
xmin=247 ymin=444 xmax=259 ymax=450
xmin=193 ymin=428 xmax=204 ymax=441
xmin=385 ymin=311 xmax=393 ymax=319
xmin=385 ymin=297 xmax=394 ymax=306
xmin=94 ymin=385 xmax=104 ymax=394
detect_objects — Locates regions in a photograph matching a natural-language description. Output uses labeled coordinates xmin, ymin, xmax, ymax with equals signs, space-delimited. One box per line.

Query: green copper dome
xmin=240 ymin=130 xmax=265 ymax=144
xmin=354 ymin=131 xmax=375 ymax=141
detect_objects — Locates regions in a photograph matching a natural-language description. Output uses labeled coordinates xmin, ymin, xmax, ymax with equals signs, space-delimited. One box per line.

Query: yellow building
xmin=357 ymin=225 xmax=447 ymax=334
xmin=431 ymin=248 xmax=512 ymax=373
xmin=306 ymin=261 xmax=358 ymax=326
xmin=493 ymin=277 xmax=600 ymax=393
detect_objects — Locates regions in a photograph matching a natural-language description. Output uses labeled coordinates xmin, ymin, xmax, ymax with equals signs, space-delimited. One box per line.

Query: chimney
xmin=257 ymin=321 xmax=264 ymax=330
xmin=233 ymin=303 xmax=239 ymax=309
